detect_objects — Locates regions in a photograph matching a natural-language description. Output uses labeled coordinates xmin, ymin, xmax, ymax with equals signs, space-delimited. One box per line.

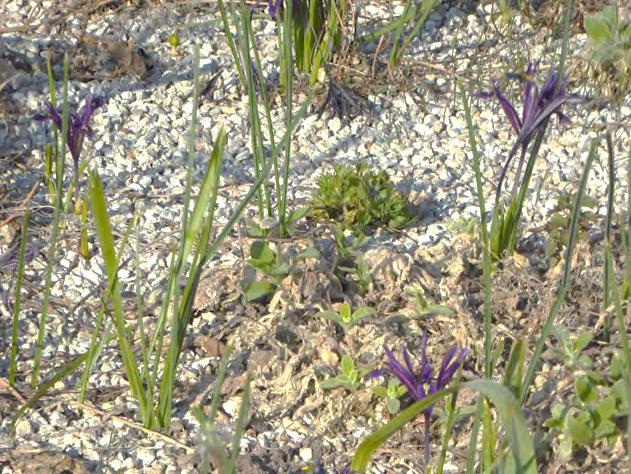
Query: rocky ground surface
xmin=0 ymin=0 xmax=630 ymax=473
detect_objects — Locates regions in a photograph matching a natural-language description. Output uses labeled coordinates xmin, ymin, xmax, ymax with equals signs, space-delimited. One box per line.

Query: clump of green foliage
xmin=320 ymin=354 xmax=371 ymax=392
xmin=372 ymin=377 xmax=407 ymax=414
xmin=584 ymin=5 xmax=630 ymax=101
xmin=544 ymin=330 xmax=628 ymax=461
xmin=311 ymin=163 xmax=413 ymax=232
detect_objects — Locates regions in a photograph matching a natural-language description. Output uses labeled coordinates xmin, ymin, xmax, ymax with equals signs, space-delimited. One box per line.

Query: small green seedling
xmin=549 ymin=326 xmax=593 ymax=370
xmin=405 ymin=286 xmax=454 ymax=318
xmin=373 ymin=378 xmax=407 ymax=414
xmin=544 ymin=378 xmax=623 ymax=460
xmin=246 ymin=206 xmax=310 ymax=238
xmin=315 ymin=302 xmax=375 ymax=329
xmin=169 ymin=31 xmax=180 ymax=56
xmin=243 ymin=240 xmax=320 ymax=301
xmin=320 ymin=355 xmax=371 ymax=392
xmin=544 ymin=351 xmax=627 ymax=460
xmin=332 ymin=224 xmax=368 ymax=258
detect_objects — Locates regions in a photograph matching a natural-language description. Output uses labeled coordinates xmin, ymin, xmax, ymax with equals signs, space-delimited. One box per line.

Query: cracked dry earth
xmin=1 ymin=0 xmax=631 ymax=473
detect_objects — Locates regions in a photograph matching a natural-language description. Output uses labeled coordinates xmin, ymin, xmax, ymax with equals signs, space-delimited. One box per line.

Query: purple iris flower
xmin=34 ymin=95 xmax=105 ymax=193
xmin=367 ymin=331 xmax=467 ymax=467
xmin=490 ymin=63 xmax=577 ymax=151
xmin=368 ymin=332 xmax=467 ymax=411
xmin=485 ymin=63 xmax=581 ymax=201
xmin=267 ymin=0 xmax=301 ymax=19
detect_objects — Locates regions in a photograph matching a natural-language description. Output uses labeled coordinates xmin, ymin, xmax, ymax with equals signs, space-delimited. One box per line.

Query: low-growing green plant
xmin=333 ymin=225 xmax=373 ymax=293
xmin=332 ymin=223 xmax=369 ymax=258
xmin=311 ymin=163 xmax=413 ymax=233
xmin=243 ymin=240 xmax=320 ymax=301
xmin=405 ymin=286 xmax=454 ymax=318
xmin=548 ymin=326 xmax=593 ymax=370
xmin=320 ymin=354 xmax=371 ymax=392
xmin=315 ymin=301 xmax=375 ymax=329
xmin=544 ymin=353 xmax=628 ymax=461
xmin=584 ymin=5 xmax=630 ymax=102
xmin=372 ymin=377 xmax=407 ymax=414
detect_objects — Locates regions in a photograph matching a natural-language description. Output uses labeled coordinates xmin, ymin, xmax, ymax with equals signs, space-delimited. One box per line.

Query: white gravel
xmin=0 ymin=0 xmax=629 ymax=472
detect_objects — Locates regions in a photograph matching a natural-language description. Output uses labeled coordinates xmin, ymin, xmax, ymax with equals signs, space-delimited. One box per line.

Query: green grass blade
xmin=520 ymin=138 xmax=598 ymax=404
xmin=32 ymin=56 xmax=69 ymax=387
xmin=180 ymin=43 xmax=201 ymax=245
xmin=134 ymin=212 xmax=151 ymax=396
xmin=279 ymin=4 xmax=296 ymax=237
xmin=181 ymin=127 xmax=227 ymax=261
xmin=45 ymin=51 xmax=60 ymax=200
xmin=89 ymin=171 xmax=151 ymax=425
xmin=246 ymin=8 xmax=281 ymax=206
xmin=604 ymin=132 xmax=615 ymax=333
xmin=218 ymin=0 xmax=246 ymax=89
xmin=436 ymin=374 xmax=461 ymax=474
xmin=466 ymin=380 xmax=537 ymax=473
xmin=359 ymin=7 xmax=416 ymax=43
xmin=502 ymin=338 xmax=526 ymax=397
xmin=240 ymin=3 xmax=270 ymax=217
xmin=156 ymin=127 xmax=227 ymax=426
xmin=9 ymin=208 xmax=30 ymax=386
xmin=351 ymin=388 xmax=454 ymax=471
xmin=388 ymin=0 xmax=413 ymax=66
xmin=623 ymin=145 xmax=631 ymax=300
xmin=11 ymin=352 xmax=88 ymax=435
xmin=466 ymin=398 xmax=485 ymax=474
xmin=395 ymin=0 xmax=438 ymax=65
xmin=462 ymin=82 xmax=496 ymax=472
xmin=481 ymin=398 xmax=496 ymax=470
xmin=209 ymin=342 xmax=234 ymax=423
xmin=78 ymin=214 xmax=137 ymax=405
xmin=228 ymin=372 xmax=251 ymax=472
xmin=460 ymin=83 xmax=493 ymax=378
xmin=147 ymin=45 xmax=203 ymax=402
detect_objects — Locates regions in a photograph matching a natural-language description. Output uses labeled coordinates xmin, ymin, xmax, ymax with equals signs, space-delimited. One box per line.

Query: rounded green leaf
xmin=576 ymin=375 xmax=598 ymax=403
xmin=340 ymin=302 xmax=352 ymax=321
xmin=584 ymin=16 xmax=611 ymax=43
xmin=315 ymin=310 xmax=343 ymax=324
xmin=351 ymin=306 xmax=376 ymax=321
xmin=566 ymin=414 xmax=594 ymax=446
xmin=341 ymin=354 xmax=355 ymax=377
xmin=250 ymin=240 xmax=275 ymax=264
xmin=386 ymin=398 xmax=400 ymax=414
xmin=373 ymin=386 xmax=388 ymax=398
xmin=244 ymin=281 xmax=276 ymax=302
xmin=320 ymin=377 xmax=345 ymax=390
